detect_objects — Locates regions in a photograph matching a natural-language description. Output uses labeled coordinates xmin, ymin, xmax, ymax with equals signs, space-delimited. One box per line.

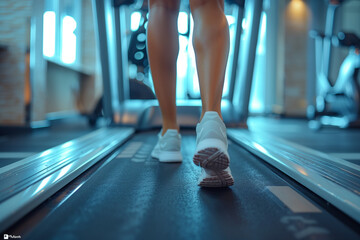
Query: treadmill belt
xmin=12 ymin=132 xmax=360 ymax=240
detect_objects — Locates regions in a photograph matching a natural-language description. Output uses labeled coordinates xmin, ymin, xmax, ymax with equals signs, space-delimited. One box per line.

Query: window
xmin=43 ymin=10 xmax=56 ymax=58
xmin=42 ymin=0 xmax=81 ymax=65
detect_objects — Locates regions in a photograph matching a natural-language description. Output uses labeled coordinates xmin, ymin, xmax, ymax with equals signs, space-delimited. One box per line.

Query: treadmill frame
xmin=92 ymin=0 xmax=263 ymax=129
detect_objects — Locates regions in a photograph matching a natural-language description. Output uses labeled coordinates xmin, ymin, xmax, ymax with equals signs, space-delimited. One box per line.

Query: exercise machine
xmin=308 ymin=0 xmax=360 ymax=128
xmin=1 ymin=0 xmax=360 ymax=239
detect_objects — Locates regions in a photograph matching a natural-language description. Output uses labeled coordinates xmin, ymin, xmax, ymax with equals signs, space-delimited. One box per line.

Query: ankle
xmin=162 ymin=125 xmax=179 ymax=136
xmin=200 ymin=110 xmax=222 ymax=121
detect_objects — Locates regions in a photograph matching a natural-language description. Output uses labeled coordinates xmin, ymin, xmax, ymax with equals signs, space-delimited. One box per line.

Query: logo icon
xmin=4 ymin=234 xmax=9 ymax=240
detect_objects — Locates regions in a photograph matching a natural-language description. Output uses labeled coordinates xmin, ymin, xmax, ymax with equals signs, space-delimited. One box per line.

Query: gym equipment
xmin=1 ymin=1 xmax=360 ymax=238
xmin=92 ymin=0 xmax=262 ymax=128
xmin=88 ymin=0 xmax=155 ymax=126
xmin=127 ymin=3 xmax=148 ymax=68
xmin=309 ymin=0 xmax=360 ymax=128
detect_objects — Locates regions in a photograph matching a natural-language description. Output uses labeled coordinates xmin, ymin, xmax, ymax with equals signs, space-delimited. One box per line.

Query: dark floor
xmin=0 ymin=117 xmax=98 ymax=168
xmin=248 ymin=117 xmax=360 ymax=165
xmin=1 ymin=116 xmax=360 ymax=168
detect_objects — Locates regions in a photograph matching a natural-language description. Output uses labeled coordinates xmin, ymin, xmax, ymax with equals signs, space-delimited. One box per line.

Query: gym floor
xmin=0 ymin=118 xmax=100 ymax=168
xmin=247 ymin=117 xmax=360 ymax=166
xmin=1 ymin=116 xmax=360 ymax=168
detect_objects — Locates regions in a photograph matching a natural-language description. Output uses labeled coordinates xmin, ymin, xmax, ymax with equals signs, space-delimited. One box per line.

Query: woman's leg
xmin=190 ymin=0 xmax=229 ymax=120
xmin=147 ymin=0 xmax=181 ymax=135
xmin=190 ymin=0 xmax=234 ymax=187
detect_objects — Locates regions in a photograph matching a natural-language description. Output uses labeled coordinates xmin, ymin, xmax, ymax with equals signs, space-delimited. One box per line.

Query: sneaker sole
xmin=193 ymin=147 xmax=229 ymax=170
xmin=159 ymin=151 xmax=183 ymax=163
xmin=198 ymin=170 xmax=234 ymax=187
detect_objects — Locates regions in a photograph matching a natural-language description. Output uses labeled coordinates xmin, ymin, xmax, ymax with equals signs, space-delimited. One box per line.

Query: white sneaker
xmin=198 ymin=168 xmax=234 ymax=187
xmin=193 ymin=111 xmax=230 ymax=170
xmin=193 ymin=111 xmax=234 ymax=187
xmin=151 ymin=129 xmax=182 ymax=162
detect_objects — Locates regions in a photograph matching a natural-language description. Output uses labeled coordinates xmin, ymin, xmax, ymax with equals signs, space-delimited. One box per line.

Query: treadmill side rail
xmin=0 ymin=127 xmax=134 ymax=233
xmin=228 ymin=129 xmax=360 ymax=224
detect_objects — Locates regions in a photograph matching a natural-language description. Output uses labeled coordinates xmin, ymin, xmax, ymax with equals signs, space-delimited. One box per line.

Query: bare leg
xmin=190 ymin=0 xmax=230 ymax=120
xmin=147 ymin=0 xmax=181 ymax=135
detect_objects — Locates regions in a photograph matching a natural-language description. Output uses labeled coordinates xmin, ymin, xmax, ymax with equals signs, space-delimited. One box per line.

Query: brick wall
xmin=0 ymin=0 xmax=32 ymax=126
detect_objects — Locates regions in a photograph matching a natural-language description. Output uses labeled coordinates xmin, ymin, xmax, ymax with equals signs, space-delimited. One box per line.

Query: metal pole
xmin=228 ymin=3 xmax=245 ymax=101
xmin=232 ymin=0 xmax=263 ymax=124
xmin=114 ymin=6 xmax=130 ymax=102
xmin=322 ymin=3 xmax=339 ymax=84
xmin=92 ymin=0 xmax=114 ymax=122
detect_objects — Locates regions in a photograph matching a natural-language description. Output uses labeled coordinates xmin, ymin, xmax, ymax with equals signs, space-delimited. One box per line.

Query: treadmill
xmin=1 ymin=0 xmax=359 ymax=239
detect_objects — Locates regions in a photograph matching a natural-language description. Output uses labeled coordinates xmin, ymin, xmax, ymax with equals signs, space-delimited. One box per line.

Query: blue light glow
xmin=43 ymin=11 xmax=56 ymax=57
xmin=178 ymin=12 xmax=188 ymax=35
xmin=61 ymin=15 xmax=77 ymax=64
xmin=131 ymin=11 xmax=141 ymax=31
